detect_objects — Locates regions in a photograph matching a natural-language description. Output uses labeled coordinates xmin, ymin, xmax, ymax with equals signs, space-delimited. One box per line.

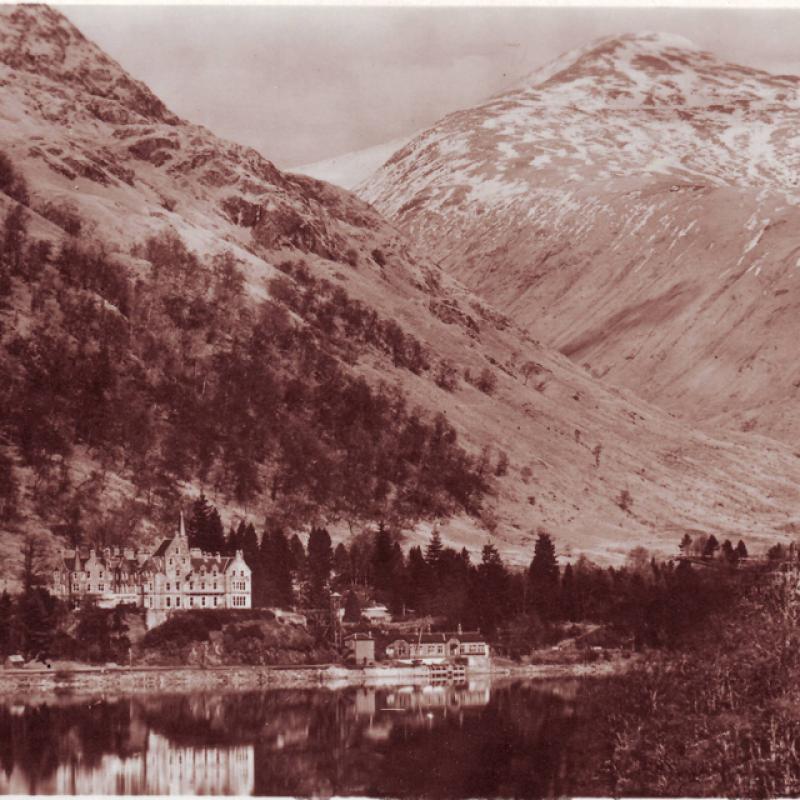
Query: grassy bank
xmin=589 ymin=564 xmax=800 ymax=798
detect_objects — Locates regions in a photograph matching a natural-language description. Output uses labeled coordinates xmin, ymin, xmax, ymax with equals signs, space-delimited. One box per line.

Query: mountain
xmin=359 ymin=32 xmax=800 ymax=442
xmin=293 ymin=134 xmax=415 ymax=190
xmin=2 ymin=9 xmax=800 ymax=581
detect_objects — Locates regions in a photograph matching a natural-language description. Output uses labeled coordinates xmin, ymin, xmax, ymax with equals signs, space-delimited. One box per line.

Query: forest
xmin=0 ymin=151 xmax=496 ymax=548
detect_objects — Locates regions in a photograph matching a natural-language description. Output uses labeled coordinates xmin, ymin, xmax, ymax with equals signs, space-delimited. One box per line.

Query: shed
xmin=345 ymin=633 xmax=375 ymax=666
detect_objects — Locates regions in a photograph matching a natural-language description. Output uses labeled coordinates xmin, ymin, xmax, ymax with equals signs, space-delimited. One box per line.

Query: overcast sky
xmin=61 ymin=5 xmax=800 ymax=169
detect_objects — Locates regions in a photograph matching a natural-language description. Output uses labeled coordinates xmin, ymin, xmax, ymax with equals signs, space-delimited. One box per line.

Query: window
xmin=190 ymin=582 xmax=193 ymax=590
xmin=202 ymin=597 xmax=206 ymax=607
xmin=213 ymin=581 xmax=217 ymax=590
xmin=190 ymin=597 xmax=194 ymax=607
xmin=166 ymin=597 xmax=171 ymax=607
xmin=201 ymin=582 xmax=205 ymax=590
xmin=99 ymin=584 xmax=104 ymax=591
xmin=176 ymin=582 xmax=180 ymax=590
xmin=176 ymin=597 xmax=181 ymax=607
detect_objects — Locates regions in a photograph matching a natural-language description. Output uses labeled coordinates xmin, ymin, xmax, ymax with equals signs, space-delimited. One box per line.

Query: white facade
xmin=52 ymin=516 xmax=251 ymax=612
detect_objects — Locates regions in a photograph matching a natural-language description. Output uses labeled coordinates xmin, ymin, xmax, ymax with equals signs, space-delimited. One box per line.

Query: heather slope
xmin=2 ymin=8 xmax=800 ymax=581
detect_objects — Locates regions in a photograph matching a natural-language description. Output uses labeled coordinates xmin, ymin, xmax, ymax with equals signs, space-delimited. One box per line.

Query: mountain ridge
xmin=358 ymin=30 xmax=800 ymax=443
xmin=2 ymin=6 xmax=800 ymax=581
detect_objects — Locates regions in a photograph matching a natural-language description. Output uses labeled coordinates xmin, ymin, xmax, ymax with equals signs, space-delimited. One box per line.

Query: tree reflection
xmin=0 ymin=681 xmax=614 ymax=797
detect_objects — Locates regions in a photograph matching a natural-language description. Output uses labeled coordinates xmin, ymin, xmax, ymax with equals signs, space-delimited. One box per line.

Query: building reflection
xmin=0 ymin=679 xmax=600 ymax=798
xmin=51 ymin=731 xmax=254 ymax=796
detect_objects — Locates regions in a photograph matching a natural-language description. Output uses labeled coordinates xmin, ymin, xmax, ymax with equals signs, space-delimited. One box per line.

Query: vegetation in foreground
xmin=584 ymin=561 xmax=800 ymax=798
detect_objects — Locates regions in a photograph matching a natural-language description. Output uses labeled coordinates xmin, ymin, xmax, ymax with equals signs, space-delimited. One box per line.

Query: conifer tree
xmin=343 ymin=590 xmax=362 ymax=623
xmin=307 ymin=527 xmax=333 ymax=607
xmin=703 ymin=534 xmax=720 ymax=559
xmin=735 ymin=539 xmax=748 ymax=560
xmin=473 ymin=543 xmax=509 ymax=636
xmin=289 ymin=534 xmax=306 ymax=576
xmin=268 ymin=528 xmax=294 ymax=608
xmin=721 ymin=539 xmax=736 ymax=563
xmin=405 ymin=546 xmax=431 ymax=614
xmin=560 ymin=563 xmax=578 ymax=621
xmin=372 ymin=522 xmax=395 ymax=594
xmin=528 ymin=531 xmax=560 ymax=619
xmin=425 ymin=528 xmax=444 ymax=570
xmin=332 ymin=542 xmax=351 ymax=590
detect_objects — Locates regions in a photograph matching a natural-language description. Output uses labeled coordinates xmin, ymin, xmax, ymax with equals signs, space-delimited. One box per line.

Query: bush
xmin=38 ymin=200 xmax=82 ymax=236
xmin=476 ymin=367 xmax=498 ymax=395
xmin=0 ymin=151 xmax=29 ymax=205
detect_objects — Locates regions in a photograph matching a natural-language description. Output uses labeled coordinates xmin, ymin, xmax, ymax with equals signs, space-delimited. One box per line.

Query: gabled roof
xmin=190 ymin=556 xmax=231 ymax=572
xmin=152 ymin=538 xmax=172 ymax=558
xmin=390 ymin=631 xmax=487 ymax=645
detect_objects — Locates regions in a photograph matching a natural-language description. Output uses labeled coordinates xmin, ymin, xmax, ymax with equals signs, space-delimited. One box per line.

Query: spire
xmin=180 ymin=510 xmax=187 ymax=539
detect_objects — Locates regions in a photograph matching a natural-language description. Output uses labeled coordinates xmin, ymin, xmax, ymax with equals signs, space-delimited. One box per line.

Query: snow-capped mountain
xmin=293 ymin=134 xmax=415 ymax=190
xmin=3 ymin=8 xmax=800 ymax=573
xmin=360 ymin=32 xmax=800 ymax=442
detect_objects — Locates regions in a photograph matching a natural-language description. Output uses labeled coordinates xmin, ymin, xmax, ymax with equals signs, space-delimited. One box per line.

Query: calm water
xmin=0 ymin=680 xmax=612 ymax=797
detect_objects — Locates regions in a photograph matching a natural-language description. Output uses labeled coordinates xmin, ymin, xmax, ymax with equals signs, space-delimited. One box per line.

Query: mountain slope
xmin=293 ymin=134 xmax=414 ymax=190
xmin=2 ymin=9 xmax=800 ymax=579
xmin=359 ymin=32 xmax=800 ymax=442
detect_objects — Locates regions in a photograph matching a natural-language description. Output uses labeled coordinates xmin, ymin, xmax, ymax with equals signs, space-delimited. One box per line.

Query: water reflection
xmin=0 ymin=679 xmax=609 ymax=797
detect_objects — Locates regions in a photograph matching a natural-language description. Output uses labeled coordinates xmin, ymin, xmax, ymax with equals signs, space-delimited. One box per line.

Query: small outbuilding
xmin=345 ymin=633 xmax=375 ymax=666
xmin=4 ymin=655 xmax=24 ymax=669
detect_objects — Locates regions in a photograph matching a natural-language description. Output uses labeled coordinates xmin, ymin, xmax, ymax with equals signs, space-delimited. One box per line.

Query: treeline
xmin=0 ymin=151 xmax=494 ymax=540
xmin=191 ymin=489 xmax=746 ymax=652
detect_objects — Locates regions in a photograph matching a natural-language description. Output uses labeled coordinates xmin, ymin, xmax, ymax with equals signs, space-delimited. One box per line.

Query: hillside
xmin=2 ymin=8 xmax=800 ymax=580
xmin=359 ymin=32 xmax=800 ymax=443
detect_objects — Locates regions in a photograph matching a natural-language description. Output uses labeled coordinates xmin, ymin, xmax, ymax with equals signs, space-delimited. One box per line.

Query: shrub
xmin=371 ymin=248 xmax=386 ymax=267
xmin=0 ymin=151 xmax=29 ymax=205
xmin=476 ymin=366 xmax=498 ymax=395
xmin=38 ymin=200 xmax=82 ymax=236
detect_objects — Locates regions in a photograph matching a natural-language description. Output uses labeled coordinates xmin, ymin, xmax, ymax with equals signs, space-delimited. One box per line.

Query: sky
xmin=60 ymin=5 xmax=800 ymax=169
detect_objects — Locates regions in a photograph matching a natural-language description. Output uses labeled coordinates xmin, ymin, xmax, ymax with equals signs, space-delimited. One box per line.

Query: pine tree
xmin=187 ymin=493 xmax=214 ymax=551
xmin=269 ymin=528 xmax=294 ymax=608
xmin=289 ymin=534 xmax=306 ymax=576
xmin=735 ymin=539 xmax=748 ymax=560
xmin=703 ymin=534 xmax=720 ymax=559
xmin=332 ymin=542 xmax=351 ymax=590
xmin=307 ymin=527 xmax=333 ymax=607
xmin=372 ymin=523 xmax=395 ymax=594
xmin=560 ymin=563 xmax=578 ymax=621
xmin=472 ymin=543 xmax=509 ymax=636
xmin=679 ymin=533 xmax=693 ymax=555
xmin=405 ymin=546 xmax=431 ymax=615
xmin=425 ymin=528 xmax=444 ymax=571
xmin=528 ymin=531 xmax=560 ymax=619
xmin=343 ymin=590 xmax=362 ymax=623
xmin=205 ymin=507 xmax=226 ymax=554
xmin=721 ymin=539 xmax=736 ymax=563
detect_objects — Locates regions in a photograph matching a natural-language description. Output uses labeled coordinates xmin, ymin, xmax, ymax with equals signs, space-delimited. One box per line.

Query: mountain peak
xmin=0 ymin=4 xmax=178 ymax=125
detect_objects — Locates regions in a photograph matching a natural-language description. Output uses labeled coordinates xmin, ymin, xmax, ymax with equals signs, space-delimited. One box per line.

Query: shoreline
xmin=0 ymin=657 xmax=631 ymax=698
